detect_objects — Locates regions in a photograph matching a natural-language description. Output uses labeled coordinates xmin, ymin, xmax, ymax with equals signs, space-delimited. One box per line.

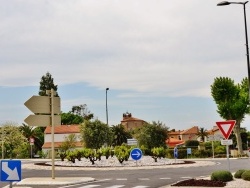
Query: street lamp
xmin=106 ymin=88 xmax=109 ymax=125
xmin=217 ymin=1 xmax=250 ymax=103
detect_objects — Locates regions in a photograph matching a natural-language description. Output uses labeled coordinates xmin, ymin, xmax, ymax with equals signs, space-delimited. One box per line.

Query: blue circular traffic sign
xmin=130 ymin=148 xmax=143 ymax=161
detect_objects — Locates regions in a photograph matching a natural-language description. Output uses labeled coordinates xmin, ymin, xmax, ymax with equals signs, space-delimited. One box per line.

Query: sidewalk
xmin=16 ymin=177 xmax=95 ymax=186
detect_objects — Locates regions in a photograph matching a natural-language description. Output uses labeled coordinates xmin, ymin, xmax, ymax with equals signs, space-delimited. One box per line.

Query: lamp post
xmin=217 ymin=1 xmax=250 ymax=103
xmin=106 ymin=88 xmax=109 ymax=125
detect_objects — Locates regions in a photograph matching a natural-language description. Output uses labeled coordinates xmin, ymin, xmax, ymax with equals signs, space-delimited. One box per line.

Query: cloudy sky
xmin=1 ymin=0 xmax=250 ymax=131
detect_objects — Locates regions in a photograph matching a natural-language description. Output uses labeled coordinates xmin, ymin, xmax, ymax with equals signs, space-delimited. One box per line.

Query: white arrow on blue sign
xmin=130 ymin=148 xmax=143 ymax=161
xmin=1 ymin=160 xmax=21 ymax=182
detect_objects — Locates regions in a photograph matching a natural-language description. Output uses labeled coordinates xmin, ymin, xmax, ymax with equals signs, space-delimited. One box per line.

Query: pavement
xmin=15 ymin=177 xmax=95 ymax=186
xmin=2 ymin=158 xmax=250 ymax=188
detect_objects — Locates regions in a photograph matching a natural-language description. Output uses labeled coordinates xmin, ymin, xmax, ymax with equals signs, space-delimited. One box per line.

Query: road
xmin=1 ymin=158 xmax=250 ymax=188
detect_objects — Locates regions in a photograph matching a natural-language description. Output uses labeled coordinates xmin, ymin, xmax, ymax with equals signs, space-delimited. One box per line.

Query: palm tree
xmin=19 ymin=124 xmax=44 ymax=154
xmin=111 ymin=124 xmax=131 ymax=146
xmin=196 ymin=127 xmax=208 ymax=142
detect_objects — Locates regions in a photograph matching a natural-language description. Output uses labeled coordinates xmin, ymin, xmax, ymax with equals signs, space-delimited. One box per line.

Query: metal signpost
xmin=1 ymin=160 xmax=21 ymax=188
xmin=216 ymin=120 xmax=236 ymax=171
xmin=207 ymin=134 xmax=224 ymax=159
xmin=24 ymin=89 xmax=61 ymax=179
xmin=187 ymin=148 xmax=192 ymax=158
xmin=174 ymin=147 xmax=178 ymax=163
xmin=127 ymin=138 xmax=138 ymax=146
xmin=130 ymin=148 xmax=143 ymax=166
xmin=30 ymin=137 xmax=34 ymax=159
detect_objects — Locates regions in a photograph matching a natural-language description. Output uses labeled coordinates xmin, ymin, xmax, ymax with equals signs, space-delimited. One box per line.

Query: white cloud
xmin=0 ymin=0 xmax=249 ymax=98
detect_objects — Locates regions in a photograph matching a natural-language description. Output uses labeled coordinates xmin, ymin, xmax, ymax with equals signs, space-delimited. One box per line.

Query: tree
xmin=196 ymin=127 xmax=208 ymax=142
xmin=58 ymin=134 xmax=77 ymax=161
xmin=71 ymin=104 xmax=94 ymax=121
xmin=80 ymin=119 xmax=109 ymax=149
xmin=1 ymin=122 xmax=29 ymax=158
xmin=110 ymin=124 xmax=131 ymax=146
xmin=211 ymin=77 xmax=250 ymax=155
xmin=19 ymin=124 xmax=44 ymax=155
xmin=39 ymin=72 xmax=58 ymax=96
xmin=133 ymin=121 xmax=169 ymax=150
xmin=61 ymin=112 xmax=84 ymax=125
xmin=61 ymin=104 xmax=94 ymax=125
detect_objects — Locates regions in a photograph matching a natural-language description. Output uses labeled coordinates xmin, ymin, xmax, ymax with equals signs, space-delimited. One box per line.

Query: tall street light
xmin=106 ymin=88 xmax=109 ymax=125
xmin=217 ymin=1 xmax=250 ymax=103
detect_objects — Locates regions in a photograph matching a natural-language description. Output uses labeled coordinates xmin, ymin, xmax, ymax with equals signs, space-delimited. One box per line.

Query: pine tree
xmin=38 ymin=72 xmax=58 ymax=96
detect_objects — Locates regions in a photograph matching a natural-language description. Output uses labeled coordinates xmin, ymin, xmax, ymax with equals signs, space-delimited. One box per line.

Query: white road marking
xmin=79 ymin=185 xmax=100 ymax=188
xmin=138 ymin=178 xmax=150 ymax=180
xmin=181 ymin=177 xmax=192 ymax=179
xmin=160 ymin=177 xmax=171 ymax=179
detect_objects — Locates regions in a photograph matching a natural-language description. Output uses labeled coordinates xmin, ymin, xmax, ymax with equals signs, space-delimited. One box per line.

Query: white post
xmin=226 ymin=144 xmax=230 ymax=171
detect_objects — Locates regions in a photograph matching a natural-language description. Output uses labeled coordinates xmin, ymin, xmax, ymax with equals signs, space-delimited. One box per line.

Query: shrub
xmin=214 ymin=145 xmax=226 ymax=155
xmin=234 ymin=169 xmax=247 ymax=179
xmin=241 ymin=170 xmax=250 ymax=181
xmin=193 ymin=149 xmax=212 ymax=158
xmin=66 ymin=150 xmax=76 ymax=163
xmin=185 ymin=140 xmax=199 ymax=147
xmin=151 ymin=147 xmax=166 ymax=162
xmin=101 ymin=147 xmax=111 ymax=159
xmin=114 ymin=145 xmax=130 ymax=164
xmin=211 ymin=170 xmax=233 ymax=182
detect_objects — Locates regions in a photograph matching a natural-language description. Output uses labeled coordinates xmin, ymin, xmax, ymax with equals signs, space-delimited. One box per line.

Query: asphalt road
xmin=1 ymin=158 xmax=250 ymax=188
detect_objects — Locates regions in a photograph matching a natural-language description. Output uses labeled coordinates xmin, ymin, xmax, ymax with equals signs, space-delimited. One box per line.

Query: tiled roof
xmin=42 ymin=141 xmax=83 ymax=148
xmin=44 ymin=125 xmax=80 ymax=134
xmin=168 ymin=131 xmax=183 ymax=135
xmin=121 ymin=117 xmax=145 ymax=122
xmin=166 ymin=138 xmax=185 ymax=148
xmin=181 ymin=126 xmax=199 ymax=135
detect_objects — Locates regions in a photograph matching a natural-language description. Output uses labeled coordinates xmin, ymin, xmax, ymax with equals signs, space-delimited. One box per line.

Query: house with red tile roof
xmin=206 ymin=126 xmax=224 ymax=141
xmin=166 ymin=126 xmax=199 ymax=148
xmin=121 ymin=112 xmax=146 ymax=131
xmin=42 ymin=124 xmax=83 ymax=157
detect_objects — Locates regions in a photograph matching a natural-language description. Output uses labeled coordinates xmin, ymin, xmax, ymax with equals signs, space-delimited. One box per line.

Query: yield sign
xmin=216 ymin=120 xmax=236 ymax=139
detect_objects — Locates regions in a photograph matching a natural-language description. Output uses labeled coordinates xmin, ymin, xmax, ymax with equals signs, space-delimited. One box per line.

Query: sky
xmin=1 ymin=0 xmax=250 ymax=131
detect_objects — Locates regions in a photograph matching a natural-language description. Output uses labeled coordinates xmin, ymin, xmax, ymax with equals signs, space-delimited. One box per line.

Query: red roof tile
xmin=181 ymin=126 xmax=199 ymax=135
xmin=42 ymin=141 xmax=83 ymax=148
xmin=166 ymin=138 xmax=185 ymax=148
xmin=44 ymin=125 xmax=80 ymax=134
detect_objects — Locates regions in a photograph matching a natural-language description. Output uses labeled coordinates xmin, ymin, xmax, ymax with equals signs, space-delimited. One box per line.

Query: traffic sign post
xmin=216 ymin=120 xmax=236 ymax=171
xmin=24 ymin=95 xmax=61 ymax=127
xmin=1 ymin=160 xmax=21 ymax=188
xmin=130 ymin=148 xmax=143 ymax=166
xmin=127 ymin=138 xmax=138 ymax=146
xmin=216 ymin=120 xmax=236 ymax=139
xmin=174 ymin=147 xmax=178 ymax=163
xmin=24 ymin=89 xmax=60 ymax=179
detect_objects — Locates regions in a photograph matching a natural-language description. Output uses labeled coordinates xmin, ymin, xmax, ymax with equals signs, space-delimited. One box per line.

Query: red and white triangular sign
xmin=216 ymin=120 xmax=236 ymax=139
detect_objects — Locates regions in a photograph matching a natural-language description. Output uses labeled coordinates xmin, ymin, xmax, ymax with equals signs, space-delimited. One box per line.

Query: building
xmin=120 ymin=112 xmax=146 ymax=131
xmin=166 ymin=126 xmax=199 ymax=148
xmin=42 ymin=125 xmax=83 ymax=157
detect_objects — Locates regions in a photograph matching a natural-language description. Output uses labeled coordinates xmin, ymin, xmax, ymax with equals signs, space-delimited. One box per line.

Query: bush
xmin=114 ymin=145 xmax=130 ymax=164
xmin=234 ymin=169 xmax=247 ymax=179
xmin=193 ymin=149 xmax=212 ymax=158
xmin=211 ymin=170 xmax=233 ymax=182
xmin=241 ymin=170 xmax=250 ymax=181
xmin=151 ymin=147 xmax=166 ymax=162
xmin=185 ymin=140 xmax=199 ymax=147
